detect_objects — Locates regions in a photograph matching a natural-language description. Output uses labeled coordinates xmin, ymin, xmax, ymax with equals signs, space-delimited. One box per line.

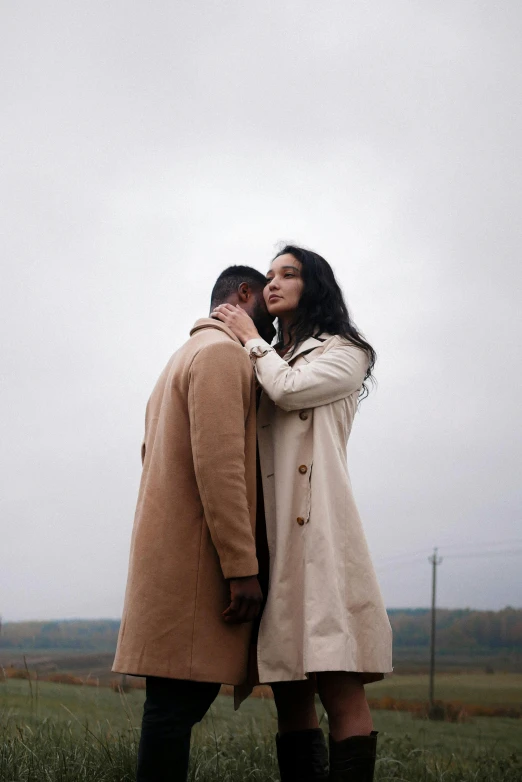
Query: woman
xmin=212 ymin=246 xmax=392 ymax=782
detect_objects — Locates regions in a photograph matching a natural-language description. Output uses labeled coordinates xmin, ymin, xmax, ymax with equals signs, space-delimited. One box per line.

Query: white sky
xmin=1 ymin=1 xmax=521 ymax=621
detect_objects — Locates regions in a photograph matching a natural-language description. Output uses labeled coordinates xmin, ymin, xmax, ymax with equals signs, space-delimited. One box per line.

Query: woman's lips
xmin=268 ymin=295 xmax=281 ymax=302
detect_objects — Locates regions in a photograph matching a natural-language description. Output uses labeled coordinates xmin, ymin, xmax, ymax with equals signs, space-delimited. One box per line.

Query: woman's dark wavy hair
xmin=273 ymin=245 xmax=376 ymax=398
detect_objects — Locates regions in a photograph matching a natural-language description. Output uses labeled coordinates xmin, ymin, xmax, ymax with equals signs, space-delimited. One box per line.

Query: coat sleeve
xmin=188 ymin=341 xmax=259 ymax=580
xmin=244 ymin=337 xmax=369 ymax=411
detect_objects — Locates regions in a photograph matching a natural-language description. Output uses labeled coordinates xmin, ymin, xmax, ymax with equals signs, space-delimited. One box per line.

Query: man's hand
xmin=222 ymin=575 xmax=263 ymax=624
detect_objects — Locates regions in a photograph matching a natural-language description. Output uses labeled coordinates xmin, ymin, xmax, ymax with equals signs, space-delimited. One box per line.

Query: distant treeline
xmin=387 ymin=608 xmax=522 ymax=652
xmin=1 ymin=608 xmax=521 ymax=653
xmin=0 ymin=620 xmax=121 ymax=651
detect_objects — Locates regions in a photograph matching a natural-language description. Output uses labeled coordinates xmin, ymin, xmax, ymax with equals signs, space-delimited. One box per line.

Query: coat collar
xmin=286 ymin=333 xmax=332 ymax=363
xmin=190 ymin=317 xmax=243 ymax=346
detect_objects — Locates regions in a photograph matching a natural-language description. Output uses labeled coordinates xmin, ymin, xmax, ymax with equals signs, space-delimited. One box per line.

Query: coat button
xmin=299 ymin=411 xmax=308 ymax=420
xmin=298 ymin=465 xmax=308 ymax=474
xmin=296 ymin=517 xmax=305 ymax=526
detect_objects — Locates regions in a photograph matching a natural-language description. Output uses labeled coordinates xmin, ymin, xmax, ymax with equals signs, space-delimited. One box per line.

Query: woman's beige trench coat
xmin=244 ymin=333 xmax=393 ymax=684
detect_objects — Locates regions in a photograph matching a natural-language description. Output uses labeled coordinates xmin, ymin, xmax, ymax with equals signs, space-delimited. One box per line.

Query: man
xmin=113 ymin=266 xmax=275 ymax=781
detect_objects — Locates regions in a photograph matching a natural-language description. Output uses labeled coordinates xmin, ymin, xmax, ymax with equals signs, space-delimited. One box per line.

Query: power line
xmin=375 ymin=558 xmax=427 ymax=572
xmin=375 ymin=549 xmax=434 ymax=565
xmin=435 ymin=537 xmax=522 ymax=551
xmin=444 ymin=549 xmax=522 ymax=560
xmin=375 ymin=548 xmax=522 ymax=574
xmin=375 ymin=540 xmax=522 ymax=567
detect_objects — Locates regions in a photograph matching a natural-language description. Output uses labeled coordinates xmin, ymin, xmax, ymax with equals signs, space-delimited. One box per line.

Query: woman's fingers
xmin=212 ymin=303 xmax=235 ymax=314
xmin=211 ymin=307 xmax=242 ymax=330
xmin=211 ymin=304 xmax=235 ymax=323
xmin=210 ymin=304 xmax=260 ymax=344
xmin=212 ymin=304 xmax=238 ymax=317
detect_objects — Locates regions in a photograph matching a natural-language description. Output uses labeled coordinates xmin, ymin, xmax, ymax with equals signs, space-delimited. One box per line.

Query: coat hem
xmin=111 ymin=662 xmax=247 ymax=687
xmin=257 ymin=667 xmax=394 ymax=685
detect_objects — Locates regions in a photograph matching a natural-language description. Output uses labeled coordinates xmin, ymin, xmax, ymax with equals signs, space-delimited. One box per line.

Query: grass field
xmin=1 ymin=676 xmax=522 ymax=781
xmin=2 ymin=647 xmax=521 ymax=690
xmin=366 ymin=671 xmax=522 ymax=707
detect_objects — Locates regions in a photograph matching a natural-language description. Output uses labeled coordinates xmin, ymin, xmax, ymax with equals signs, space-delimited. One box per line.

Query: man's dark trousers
xmin=136 ymin=676 xmax=221 ymax=781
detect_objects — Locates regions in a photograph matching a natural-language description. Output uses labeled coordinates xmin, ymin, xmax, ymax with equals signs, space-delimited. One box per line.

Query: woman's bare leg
xmin=272 ymin=679 xmax=319 ymax=735
xmin=316 ymin=672 xmax=373 ymax=741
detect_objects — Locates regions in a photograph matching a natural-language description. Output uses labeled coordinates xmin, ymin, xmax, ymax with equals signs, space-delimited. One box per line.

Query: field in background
xmin=2 ymin=609 xmax=521 ymax=675
xmin=366 ymin=671 xmax=522 ymax=706
xmin=3 ymin=675 xmax=522 ymax=740
xmin=0 ymin=650 xmax=117 ymax=685
xmin=1 ymin=677 xmax=521 ymax=781
xmin=3 ymin=654 xmax=522 ymax=715
xmin=1 ymin=644 xmax=521 ymax=692
xmin=2 ymin=614 xmax=521 ymax=778
xmin=3 ymin=652 xmax=522 ymax=704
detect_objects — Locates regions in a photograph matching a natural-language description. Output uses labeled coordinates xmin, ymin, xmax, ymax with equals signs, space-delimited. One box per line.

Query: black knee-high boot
xmin=328 ymin=732 xmax=378 ymax=782
xmin=276 ymin=728 xmax=329 ymax=781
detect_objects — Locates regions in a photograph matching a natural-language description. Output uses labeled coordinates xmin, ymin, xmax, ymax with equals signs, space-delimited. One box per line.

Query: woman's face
xmin=264 ymin=254 xmax=304 ymax=316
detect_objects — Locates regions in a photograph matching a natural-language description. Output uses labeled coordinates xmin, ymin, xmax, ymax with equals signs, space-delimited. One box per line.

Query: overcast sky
xmin=1 ymin=1 xmax=521 ymax=622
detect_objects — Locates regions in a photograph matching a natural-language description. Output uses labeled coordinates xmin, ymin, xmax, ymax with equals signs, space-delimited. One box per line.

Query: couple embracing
xmin=113 ymin=245 xmax=393 ymax=781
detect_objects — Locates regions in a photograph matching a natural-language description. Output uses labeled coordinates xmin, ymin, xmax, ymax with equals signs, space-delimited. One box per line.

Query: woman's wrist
xmin=244 ymin=337 xmax=270 ymax=350
xmin=241 ymin=327 xmax=261 ymax=343
xmin=244 ymin=337 xmax=274 ymax=364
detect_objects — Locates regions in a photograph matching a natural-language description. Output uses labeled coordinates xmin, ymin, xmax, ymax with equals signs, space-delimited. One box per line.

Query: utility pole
xmin=428 ymin=547 xmax=443 ymax=709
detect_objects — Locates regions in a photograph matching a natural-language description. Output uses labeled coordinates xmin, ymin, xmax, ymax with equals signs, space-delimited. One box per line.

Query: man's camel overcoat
xmin=244 ymin=333 xmax=393 ymax=684
xmin=113 ymin=319 xmax=259 ymax=685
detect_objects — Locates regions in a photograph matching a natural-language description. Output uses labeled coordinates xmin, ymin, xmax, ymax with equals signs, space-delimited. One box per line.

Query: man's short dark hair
xmin=210 ymin=265 xmax=266 ymax=307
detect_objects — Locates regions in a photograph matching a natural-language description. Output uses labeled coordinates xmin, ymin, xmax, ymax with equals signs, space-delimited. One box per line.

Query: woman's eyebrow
xmin=266 ymin=264 xmax=300 ymax=277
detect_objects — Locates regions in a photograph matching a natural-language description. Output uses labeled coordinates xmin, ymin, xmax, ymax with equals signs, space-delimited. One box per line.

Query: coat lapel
xmin=287 ymin=333 xmax=331 ymax=364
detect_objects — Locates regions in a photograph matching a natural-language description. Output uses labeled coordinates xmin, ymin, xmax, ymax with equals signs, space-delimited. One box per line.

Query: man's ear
xmin=237 ymin=282 xmax=250 ymax=302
